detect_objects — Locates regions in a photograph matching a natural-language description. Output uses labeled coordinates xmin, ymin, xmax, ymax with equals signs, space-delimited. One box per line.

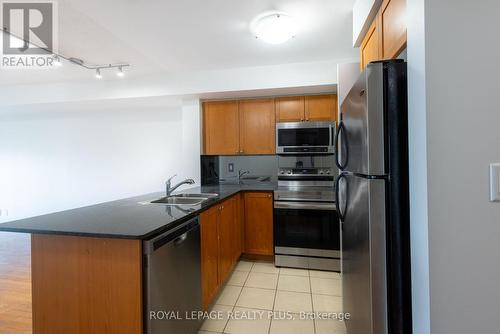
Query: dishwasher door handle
xmin=174 ymin=232 xmax=188 ymax=246
xmin=144 ymin=217 xmax=200 ymax=254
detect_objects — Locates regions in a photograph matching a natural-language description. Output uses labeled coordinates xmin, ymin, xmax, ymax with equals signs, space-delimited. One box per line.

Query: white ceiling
xmin=0 ymin=0 xmax=357 ymax=86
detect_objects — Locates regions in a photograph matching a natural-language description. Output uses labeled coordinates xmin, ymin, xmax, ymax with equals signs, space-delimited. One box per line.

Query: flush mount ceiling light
xmin=252 ymin=12 xmax=297 ymax=44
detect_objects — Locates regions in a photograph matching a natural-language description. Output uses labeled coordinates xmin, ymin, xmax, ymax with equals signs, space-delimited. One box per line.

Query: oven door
xmin=276 ymin=122 xmax=335 ymax=154
xmin=273 ymin=201 xmax=340 ymax=257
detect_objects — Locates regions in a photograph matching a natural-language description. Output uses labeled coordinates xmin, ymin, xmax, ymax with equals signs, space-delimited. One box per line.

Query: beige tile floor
xmin=199 ymin=259 xmax=346 ymax=334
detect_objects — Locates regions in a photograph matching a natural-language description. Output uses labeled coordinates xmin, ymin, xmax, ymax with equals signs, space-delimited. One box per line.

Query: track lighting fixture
xmin=1 ymin=28 xmax=131 ymax=78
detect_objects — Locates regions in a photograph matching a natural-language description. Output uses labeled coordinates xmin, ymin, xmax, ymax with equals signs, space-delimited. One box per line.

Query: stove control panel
xmin=278 ymin=168 xmax=333 ymax=177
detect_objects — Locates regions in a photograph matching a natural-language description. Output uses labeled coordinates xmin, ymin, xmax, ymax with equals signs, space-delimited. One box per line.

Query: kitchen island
xmin=0 ymin=183 xmax=276 ymax=334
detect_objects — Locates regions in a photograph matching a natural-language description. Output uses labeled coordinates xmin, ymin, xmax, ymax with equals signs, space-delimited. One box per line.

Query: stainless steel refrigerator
xmin=335 ymin=60 xmax=412 ymax=334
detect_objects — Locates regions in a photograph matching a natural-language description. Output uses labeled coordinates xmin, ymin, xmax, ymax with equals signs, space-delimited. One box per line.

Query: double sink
xmin=151 ymin=193 xmax=218 ymax=206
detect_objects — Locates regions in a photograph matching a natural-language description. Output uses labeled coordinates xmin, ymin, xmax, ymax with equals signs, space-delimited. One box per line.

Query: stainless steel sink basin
xmin=151 ymin=197 xmax=206 ymax=206
xmin=150 ymin=193 xmax=219 ymax=206
xmin=171 ymin=193 xmax=219 ymax=198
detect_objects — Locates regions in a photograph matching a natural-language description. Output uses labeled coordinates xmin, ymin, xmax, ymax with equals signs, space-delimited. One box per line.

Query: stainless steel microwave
xmin=276 ymin=121 xmax=336 ymax=155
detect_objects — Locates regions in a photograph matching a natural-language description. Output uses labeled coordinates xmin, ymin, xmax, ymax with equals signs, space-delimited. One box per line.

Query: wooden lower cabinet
xmin=200 ymin=195 xmax=242 ymax=310
xmin=218 ymin=197 xmax=235 ymax=283
xmin=243 ymin=192 xmax=274 ymax=256
xmin=29 ymin=192 xmax=274 ymax=332
xmin=200 ymin=205 xmax=221 ymax=311
xmin=31 ymin=234 xmax=143 ymax=334
xmin=234 ymin=194 xmax=243 ymax=261
xmin=201 ymin=192 xmax=274 ymax=308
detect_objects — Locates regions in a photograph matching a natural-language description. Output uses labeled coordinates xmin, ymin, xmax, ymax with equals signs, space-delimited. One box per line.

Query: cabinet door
xmin=305 ymin=95 xmax=337 ymax=122
xmin=234 ymin=194 xmax=243 ymax=261
xmin=380 ymin=0 xmax=406 ymax=59
xmin=218 ymin=198 xmax=235 ymax=283
xmin=203 ymin=101 xmax=240 ymax=155
xmin=275 ymin=96 xmax=305 ymax=122
xmin=200 ymin=206 xmax=220 ymax=310
xmin=244 ymin=192 xmax=274 ymax=256
xmin=239 ymin=99 xmax=276 ymax=155
xmin=360 ymin=18 xmax=381 ymax=71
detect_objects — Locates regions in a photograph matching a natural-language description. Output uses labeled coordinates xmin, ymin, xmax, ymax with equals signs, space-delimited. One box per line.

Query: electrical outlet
xmin=228 ymin=163 xmax=234 ymax=173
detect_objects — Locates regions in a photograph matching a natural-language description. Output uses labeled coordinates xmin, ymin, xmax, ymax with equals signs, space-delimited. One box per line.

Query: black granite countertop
xmin=0 ymin=183 xmax=276 ymax=240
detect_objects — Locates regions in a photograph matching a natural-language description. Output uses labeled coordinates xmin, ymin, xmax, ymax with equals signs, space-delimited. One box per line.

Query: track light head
xmin=95 ymin=68 xmax=102 ymax=79
xmin=117 ymin=66 xmax=125 ymax=77
xmin=53 ymin=55 xmax=62 ymax=66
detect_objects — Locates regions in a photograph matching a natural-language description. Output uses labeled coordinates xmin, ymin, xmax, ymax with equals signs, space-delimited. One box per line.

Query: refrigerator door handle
xmin=335 ymin=121 xmax=348 ymax=170
xmin=336 ymin=172 xmax=348 ymax=221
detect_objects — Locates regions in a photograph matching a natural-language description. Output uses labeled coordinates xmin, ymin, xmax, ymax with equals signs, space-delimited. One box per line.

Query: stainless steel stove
xmin=273 ymin=155 xmax=340 ymax=271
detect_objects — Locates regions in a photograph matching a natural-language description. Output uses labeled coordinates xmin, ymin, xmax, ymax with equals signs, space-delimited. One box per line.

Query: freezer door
xmin=339 ymin=174 xmax=387 ymax=334
xmin=339 ymin=63 xmax=385 ymax=176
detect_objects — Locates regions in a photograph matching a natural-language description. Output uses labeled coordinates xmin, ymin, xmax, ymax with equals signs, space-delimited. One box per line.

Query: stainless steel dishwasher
xmin=143 ymin=216 xmax=202 ymax=334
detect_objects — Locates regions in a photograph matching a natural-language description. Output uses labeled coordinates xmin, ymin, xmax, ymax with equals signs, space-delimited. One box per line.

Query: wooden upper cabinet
xmin=244 ymin=192 xmax=274 ymax=256
xmin=360 ymin=18 xmax=381 ymax=71
xmin=200 ymin=206 xmax=220 ymax=310
xmin=305 ymin=95 xmax=337 ymax=122
xmin=239 ymin=99 xmax=275 ymax=155
xmin=359 ymin=0 xmax=406 ymax=70
xmin=380 ymin=0 xmax=407 ymax=59
xmin=203 ymin=101 xmax=240 ymax=155
xmin=203 ymin=95 xmax=338 ymax=155
xmin=275 ymin=96 xmax=305 ymax=122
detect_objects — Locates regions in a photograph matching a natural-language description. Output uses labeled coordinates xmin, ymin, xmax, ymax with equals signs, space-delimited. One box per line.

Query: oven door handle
xmin=274 ymin=201 xmax=336 ymax=211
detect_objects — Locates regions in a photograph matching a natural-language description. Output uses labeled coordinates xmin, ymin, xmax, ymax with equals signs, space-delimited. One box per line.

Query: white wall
xmin=0 ymin=99 xmax=201 ymax=223
xmin=408 ymin=0 xmax=500 ymax=332
xmin=336 ymin=62 xmax=360 ymax=110
xmin=0 ymin=59 xmax=355 ymax=107
xmin=407 ymin=0 xmax=430 ymax=332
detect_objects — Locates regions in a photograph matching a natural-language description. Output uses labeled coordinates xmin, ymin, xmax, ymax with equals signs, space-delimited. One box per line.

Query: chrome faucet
xmin=166 ymin=175 xmax=195 ymax=197
xmin=238 ymin=169 xmax=250 ymax=181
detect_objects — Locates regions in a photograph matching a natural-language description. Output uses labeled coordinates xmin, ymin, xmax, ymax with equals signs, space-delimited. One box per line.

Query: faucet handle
xmin=166 ymin=174 xmax=177 ymax=184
